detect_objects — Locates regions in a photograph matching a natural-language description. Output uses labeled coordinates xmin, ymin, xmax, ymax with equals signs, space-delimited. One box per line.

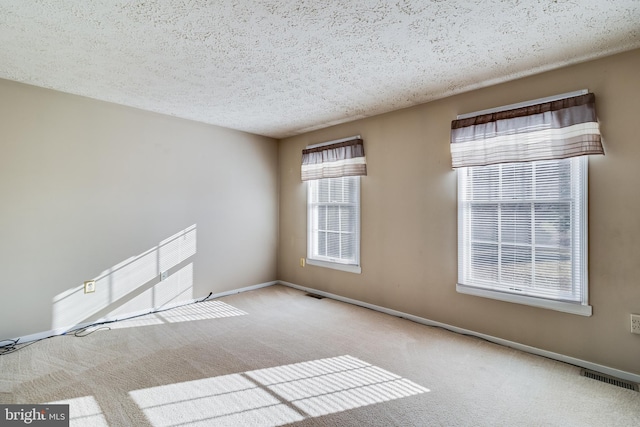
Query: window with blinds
xmin=457 ymin=157 xmax=587 ymax=306
xmin=307 ymin=176 xmax=360 ymax=270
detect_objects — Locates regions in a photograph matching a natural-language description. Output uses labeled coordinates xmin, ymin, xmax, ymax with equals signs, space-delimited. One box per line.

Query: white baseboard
xmin=278 ymin=280 xmax=640 ymax=384
xmin=206 ymin=281 xmax=278 ymax=299
xmin=6 ymin=280 xmax=279 ymax=346
xmin=8 ymin=278 xmax=639 ymax=385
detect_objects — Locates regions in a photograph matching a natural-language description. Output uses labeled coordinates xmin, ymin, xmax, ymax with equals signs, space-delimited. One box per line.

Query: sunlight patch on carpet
xmin=129 ymin=355 xmax=429 ymax=426
xmin=110 ymin=300 xmax=247 ymax=330
xmin=48 ymin=395 xmax=108 ymax=427
xmin=129 ymin=373 xmax=303 ymax=427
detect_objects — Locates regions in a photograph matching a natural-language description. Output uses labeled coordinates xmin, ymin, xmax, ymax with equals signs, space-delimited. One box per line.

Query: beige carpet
xmin=1 ymin=285 xmax=639 ymax=426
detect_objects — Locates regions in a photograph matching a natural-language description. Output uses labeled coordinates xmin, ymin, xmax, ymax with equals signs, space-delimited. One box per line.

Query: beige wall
xmin=0 ymin=79 xmax=278 ymax=340
xmin=278 ymin=49 xmax=640 ymax=375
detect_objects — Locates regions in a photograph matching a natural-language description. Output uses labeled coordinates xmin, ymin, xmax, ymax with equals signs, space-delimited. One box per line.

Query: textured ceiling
xmin=1 ymin=1 xmax=639 ymax=139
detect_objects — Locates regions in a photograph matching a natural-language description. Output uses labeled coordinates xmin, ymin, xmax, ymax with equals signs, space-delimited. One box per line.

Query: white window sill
xmin=306 ymin=258 xmax=361 ymax=274
xmin=456 ymin=283 xmax=592 ymax=316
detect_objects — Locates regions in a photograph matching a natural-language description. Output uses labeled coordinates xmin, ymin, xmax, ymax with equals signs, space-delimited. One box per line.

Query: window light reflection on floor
xmin=129 ymin=355 xmax=429 ymax=427
xmin=48 ymin=395 xmax=108 ymax=427
xmin=247 ymin=356 xmax=429 ymax=418
xmin=131 ymin=373 xmax=303 ymax=427
xmin=110 ymin=300 xmax=247 ymax=330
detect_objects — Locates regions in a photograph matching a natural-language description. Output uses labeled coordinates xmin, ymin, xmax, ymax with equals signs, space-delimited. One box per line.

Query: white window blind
xmin=458 ymin=157 xmax=588 ymax=307
xmin=307 ymin=176 xmax=360 ymax=269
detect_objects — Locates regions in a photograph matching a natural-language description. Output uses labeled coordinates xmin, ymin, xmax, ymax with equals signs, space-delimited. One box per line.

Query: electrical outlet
xmin=84 ymin=280 xmax=96 ymax=294
xmin=161 ymin=271 xmax=168 ymax=281
xmin=631 ymin=314 xmax=640 ymax=335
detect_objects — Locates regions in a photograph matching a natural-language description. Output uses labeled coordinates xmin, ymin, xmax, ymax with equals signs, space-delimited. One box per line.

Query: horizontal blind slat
xmin=458 ymin=157 xmax=584 ymax=303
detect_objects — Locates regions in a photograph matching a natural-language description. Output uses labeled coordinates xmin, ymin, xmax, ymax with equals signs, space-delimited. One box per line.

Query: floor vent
xmin=580 ymin=369 xmax=639 ymax=391
xmin=305 ymin=293 xmax=325 ymax=300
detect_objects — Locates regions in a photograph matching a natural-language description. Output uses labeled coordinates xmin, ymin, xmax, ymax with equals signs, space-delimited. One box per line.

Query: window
xmin=301 ymin=136 xmax=366 ymax=273
xmin=457 ymin=157 xmax=590 ymax=315
xmin=450 ymin=91 xmax=603 ymax=316
xmin=307 ymin=176 xmax=361 ymax=273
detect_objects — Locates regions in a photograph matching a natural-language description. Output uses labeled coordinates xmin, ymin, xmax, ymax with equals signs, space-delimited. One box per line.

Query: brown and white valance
xmin=301 ymin=137 xmax=367 ymax=181
xmin=450 ymin=92 xmax=604 ymax=168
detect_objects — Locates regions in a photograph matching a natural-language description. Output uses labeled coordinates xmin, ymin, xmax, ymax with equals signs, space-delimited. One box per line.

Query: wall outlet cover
xmin=84 ymin=280 xmax=96 ymax=294
xmin=631 ymin=314 xmax=640 ymax=334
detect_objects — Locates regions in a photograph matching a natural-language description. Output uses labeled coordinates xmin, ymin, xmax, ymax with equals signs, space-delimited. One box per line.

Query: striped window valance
xmin=450 ymin=92 xmax=604 ymax=168
xmin=301 ymin=137 xmax=367 ymax=181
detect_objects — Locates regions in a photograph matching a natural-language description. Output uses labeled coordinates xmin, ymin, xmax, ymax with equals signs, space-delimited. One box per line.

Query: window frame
xmin=306 ymin=176 xmax=362 ymax=274
xmin=456 ymin=156 xmax=592 ymax=316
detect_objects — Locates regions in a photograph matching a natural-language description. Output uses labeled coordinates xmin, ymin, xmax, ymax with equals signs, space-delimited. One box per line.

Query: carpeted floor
xmin=1 ymin=285 xmax=639 ymax=426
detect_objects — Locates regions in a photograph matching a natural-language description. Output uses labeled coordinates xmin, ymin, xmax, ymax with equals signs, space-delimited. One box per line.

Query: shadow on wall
xmin=51 ymin=225 xmax=197 ymax=331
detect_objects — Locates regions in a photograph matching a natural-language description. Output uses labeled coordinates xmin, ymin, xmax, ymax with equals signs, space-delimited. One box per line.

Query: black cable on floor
xmin=0 ymin=292 xmax=216 ymax=356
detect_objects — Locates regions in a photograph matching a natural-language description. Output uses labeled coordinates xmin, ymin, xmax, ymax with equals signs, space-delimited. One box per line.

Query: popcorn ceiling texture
xmin=0 ymin=0 xmax=639 ymax=138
